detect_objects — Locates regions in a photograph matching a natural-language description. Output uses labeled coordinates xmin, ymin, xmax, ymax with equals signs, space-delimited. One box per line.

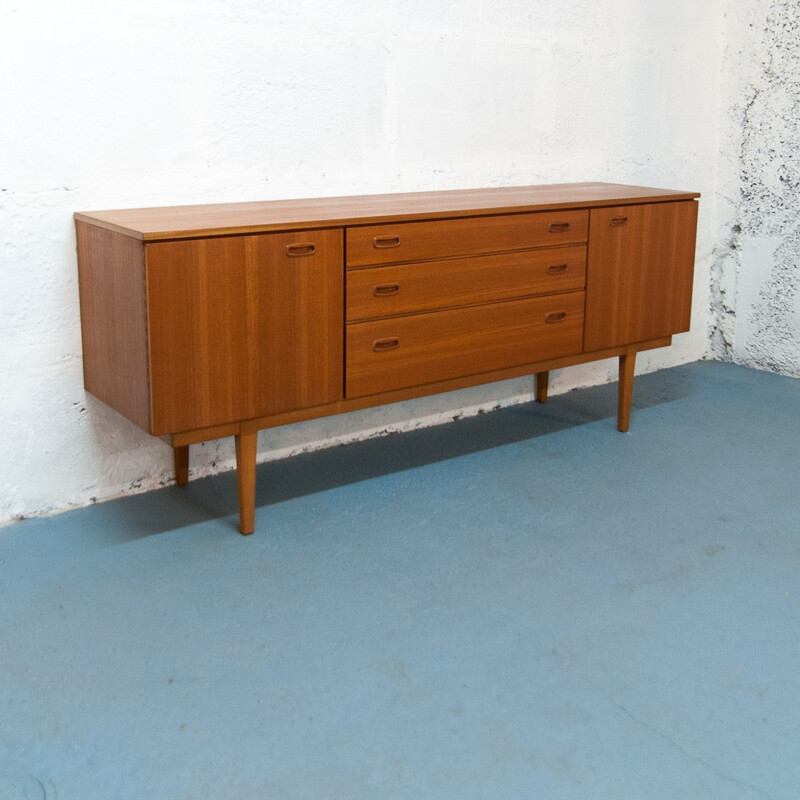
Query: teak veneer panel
xmin=584 ymin=200 xmax=698 ymax=350
xmin=76 ymin=221 xmax=151 ymax=431
xmin=146 ymin=229 xmax=343 ymax=435
xmin=345 ymin=210 xmax=588 ymax=267
xmin=74 ymin=183 xmax=698 ymax=241
xmin=346 ymin=246 xmax=587 ymax=321
xmin=346 ymin=292 xmax=586 ymax=398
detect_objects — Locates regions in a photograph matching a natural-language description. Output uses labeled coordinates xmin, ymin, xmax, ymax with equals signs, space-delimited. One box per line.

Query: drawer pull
xmin=373 ymin=236 xmax=401 ymax=249
xmin=610 ymin=217 xmax=629 ymax=227
xmin=285 ymin=242 xmax=316 ymax=257
xmin=546 ymin=263 xmax=568 ymax=275
xmin=372 ymin=337 xmax=400 ymax=352
xmin=548 ymin=222 xmax=570 ymax=233
xmin=545 ymin=311 xmax=567 ymax=323
xmin=373 ymin=283 xmax=400 ymax=297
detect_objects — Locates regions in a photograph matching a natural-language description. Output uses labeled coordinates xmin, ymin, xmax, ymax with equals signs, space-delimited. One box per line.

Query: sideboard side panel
xmin=76 ymin=221 xmax=151 ymax=431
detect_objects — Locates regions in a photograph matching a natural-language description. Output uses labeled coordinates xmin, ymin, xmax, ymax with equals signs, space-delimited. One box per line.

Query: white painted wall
xmin=711 ymin=0 xmax=800 ymax=375
xmin=1 ymin=0 xmax=724 ymax=525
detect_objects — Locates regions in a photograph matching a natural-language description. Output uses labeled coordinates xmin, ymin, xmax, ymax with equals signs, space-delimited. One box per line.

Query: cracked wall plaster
xmin=711 ymin=0 xmax=800 ymax=376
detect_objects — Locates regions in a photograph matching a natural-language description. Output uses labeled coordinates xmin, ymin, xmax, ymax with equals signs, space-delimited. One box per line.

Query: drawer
xmin=346 ymin=245 xmax=586 ymax=321
xmin=346 ymin=210 xmax=588 ymax=267
xmin=346 ymin=291 xmax=585 ymax=398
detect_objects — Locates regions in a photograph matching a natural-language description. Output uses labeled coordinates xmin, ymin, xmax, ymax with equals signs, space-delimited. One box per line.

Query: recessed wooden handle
xmin=372 ymin=337 xmax=400 ymax=352
xmin=610 ymin=217 xmax=628 ymax=227
xmin=547 ymin=263 xmax=568 ymax=274
xmin=548 ymin=222 xmax=570 ymax=233
xmin=285 ymin=242 xmax=316 ymax=257
xmin=373 ymin=236 xmax=401 ymax=249
xmin=545 ymin=311 xmax=567 ymax=323
xmin=373 ymin=283 xmax=400 ymax=297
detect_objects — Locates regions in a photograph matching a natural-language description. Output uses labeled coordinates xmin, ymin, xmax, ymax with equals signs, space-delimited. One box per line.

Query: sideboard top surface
xmin=74 ymin=182 xmax=700 ymax=242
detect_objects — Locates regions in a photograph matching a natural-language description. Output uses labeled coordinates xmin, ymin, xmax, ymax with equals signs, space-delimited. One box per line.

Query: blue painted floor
xmin=1 ymin=360 xmax=799 ymax=799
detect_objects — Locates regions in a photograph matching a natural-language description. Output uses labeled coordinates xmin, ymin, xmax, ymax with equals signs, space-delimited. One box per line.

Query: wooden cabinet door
xmin=146 ymin=230 xmax=343 ymax=435
xmin=583 ymin=201 xmax=697 ymax=351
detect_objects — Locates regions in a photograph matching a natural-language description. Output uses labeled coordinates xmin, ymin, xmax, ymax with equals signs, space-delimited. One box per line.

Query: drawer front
xmin=346 ymin=210 xmax=589 ymax=267
xmin=347 ymin=245 xmax=586 ymax=321
xmin=346 ymin=292 xmax=585 ymax=398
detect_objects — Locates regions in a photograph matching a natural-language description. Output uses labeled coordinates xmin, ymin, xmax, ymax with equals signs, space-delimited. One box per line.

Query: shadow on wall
xmin=87 ymin=365 xmax=696 ymax=541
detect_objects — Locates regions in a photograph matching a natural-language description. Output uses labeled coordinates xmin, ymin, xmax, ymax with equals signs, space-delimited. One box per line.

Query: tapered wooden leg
xmin=617 ymin=350 xmax=637 ymax=432
xmin=174 ymin=445 xmax=190 ymax=486
xmin=235 ymin=431 xmax=258 ymax=535
xmin=535 ymin=371 xmax=549 ymax=403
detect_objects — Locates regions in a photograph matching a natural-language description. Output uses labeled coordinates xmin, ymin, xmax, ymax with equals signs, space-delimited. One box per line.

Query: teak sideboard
xmin=75 ymin=183 xmax=700 ymax=534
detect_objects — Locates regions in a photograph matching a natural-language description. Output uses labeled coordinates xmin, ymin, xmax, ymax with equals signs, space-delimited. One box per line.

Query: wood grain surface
xmin=346 ymin=245 xmax=586 ymax=321
xmin=146 ymin=229 xmax=343 ymax=434
xmin=346 ymin=291 xmax=585 ymax=398
xmin=345 ymin=210 xmax=588 ymax=267
xmin=74 ymin=183 xmax=699 ymax=241
xmin=584 ymin=200 xmax=698 ymax=350
xmin=76 ymin=221 xmax=151 ymax=431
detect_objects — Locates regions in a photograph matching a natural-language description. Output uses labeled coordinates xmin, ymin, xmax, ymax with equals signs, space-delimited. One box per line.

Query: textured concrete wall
xmin=711 ymin=0 xmax=800 ymax=375
xmin=0 ymin=0 xmax=721 ymax=525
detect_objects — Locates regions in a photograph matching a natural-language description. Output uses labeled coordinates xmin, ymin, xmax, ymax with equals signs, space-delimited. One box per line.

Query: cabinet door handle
xmin=285 ymin=242 xmax=316 ymax=257
xmin=547 ymin=263 xmax=568 ymax=274
xmin=548 ymin=222 xmax=570 ymax=233
xmin=610 ymin=217 xmax=628 ymax=226
xmin=373 ymin=283 xmax=400 ymax=297
xmin=545 ymin=311 xmax=567 ymax=323
xmin=372 ymin=337 xmax=400 ymax=352
xmin=373 ymin=236 xmax=401 ymax=249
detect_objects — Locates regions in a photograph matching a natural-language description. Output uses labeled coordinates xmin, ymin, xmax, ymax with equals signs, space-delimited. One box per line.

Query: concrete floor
xmin=1 ymin=360 xmax=798 ymax=799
